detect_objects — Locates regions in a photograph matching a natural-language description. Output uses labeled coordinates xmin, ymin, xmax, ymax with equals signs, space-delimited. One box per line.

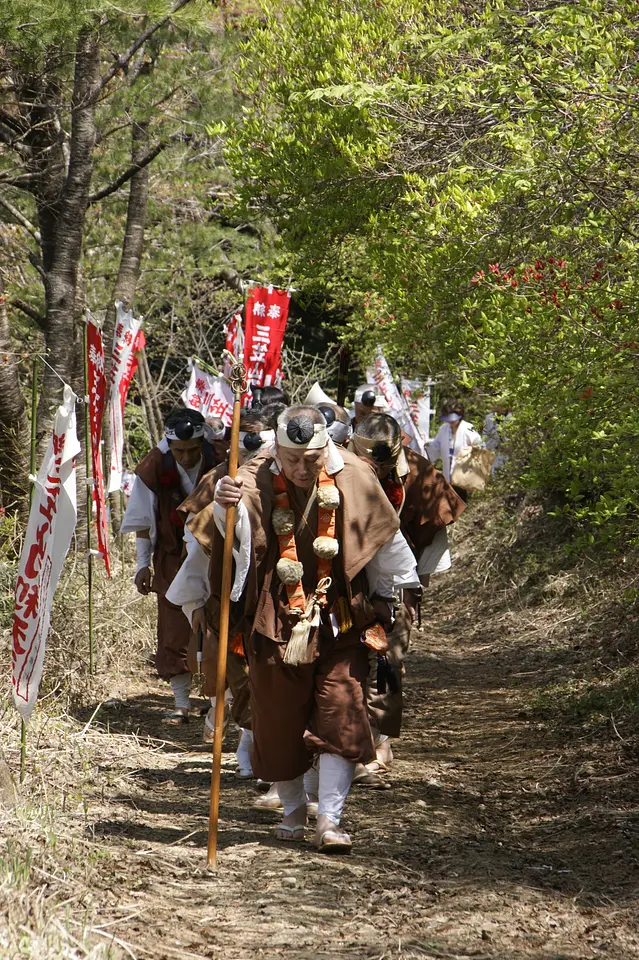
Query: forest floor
xmin=2 ymin=499 xmax=639 ymax=959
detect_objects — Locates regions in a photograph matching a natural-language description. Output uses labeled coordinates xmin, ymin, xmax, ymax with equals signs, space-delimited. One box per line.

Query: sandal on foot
xmin=162 ymin=709 xmax=189 ymax=725
xmin=253 ymin=786 xmax=283 ymax=811
xmin=306 ymin=801 xmax=319 ymax=820
xmin=315 ymin=827 xmax=352 ymax=854
xmin=352 ymin=761 xmax=390 ymax=789
xmin=272 ymin=823 xmax=305 ymax=842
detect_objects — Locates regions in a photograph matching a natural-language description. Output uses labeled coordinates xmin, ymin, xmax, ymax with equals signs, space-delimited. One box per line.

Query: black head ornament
xmin=361 ymin=390 xmax=376 ymax=408
xmin=317 ymin=404 xmax=336 ymax=426
xmin=243 ymin=432 xmax=264 ymax=451
xmin=371 ymin=441 xmax=393 ymax=463
xmin=286 ymin=416 xmax=316 ymax=445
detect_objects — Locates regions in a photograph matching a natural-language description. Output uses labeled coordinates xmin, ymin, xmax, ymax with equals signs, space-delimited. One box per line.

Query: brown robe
xmin=399 ymin=448 xmax=466 ymax=555
xmin=188 ymin=448 xmax=401 ymax=781
xmin=135 ymin=441 xmax=221 ymax=681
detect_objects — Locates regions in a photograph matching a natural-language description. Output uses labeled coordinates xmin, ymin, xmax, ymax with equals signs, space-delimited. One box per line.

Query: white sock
xmin=237 ymin=728 xmax=253 ymax=775
xmin=275 ymin=776 xmax=306 ymax=816
xmin=303 ymin=765 xmax=319 ymax=800
xmin=169 ymin=673 xmax=192 ymax=711
xmin=318 ymin=754 xmax=355 ymax=826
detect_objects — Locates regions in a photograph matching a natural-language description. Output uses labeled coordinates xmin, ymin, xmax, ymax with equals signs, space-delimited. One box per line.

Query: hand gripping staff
xmin=207 ymin=354 xmax=248 ymax=869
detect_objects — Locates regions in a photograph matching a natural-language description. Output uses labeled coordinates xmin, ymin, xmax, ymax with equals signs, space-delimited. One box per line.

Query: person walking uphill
xmin=176 ymin=405 xmax=419 ymax=853
xmin=121 ymin=408 xmax=223 ymax=723
xmin=427 ymin=401 xmax=482 ymax=502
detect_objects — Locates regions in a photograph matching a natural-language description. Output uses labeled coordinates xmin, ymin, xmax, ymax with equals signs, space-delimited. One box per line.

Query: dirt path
xmin=62 ymin=559 xmax=639 ymax=960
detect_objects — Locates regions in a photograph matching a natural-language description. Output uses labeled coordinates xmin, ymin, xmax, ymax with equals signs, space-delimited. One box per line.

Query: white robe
xmin=426 ymin=420 xmax=482 ymax=482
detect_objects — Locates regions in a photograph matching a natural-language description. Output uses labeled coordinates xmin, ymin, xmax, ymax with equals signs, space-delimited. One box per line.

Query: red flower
xmin=579 ymin=387 xmax=594 ymax=399
xmin=160 ymin=468 xmax=180 ymax=487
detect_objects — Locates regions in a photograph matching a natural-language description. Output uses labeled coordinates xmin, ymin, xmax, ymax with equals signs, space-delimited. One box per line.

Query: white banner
xmin=182 ymin=360 xmax=234 ymax=427
xmin=107 ymin=302 xmax=143 ymax=494
xmin=366 ymin=347 xmax=426 ymax=456
xmin=401 ymin=377 xmax=434 ymax=441
xmin=12 ymin=385 xmax=81 ymax=722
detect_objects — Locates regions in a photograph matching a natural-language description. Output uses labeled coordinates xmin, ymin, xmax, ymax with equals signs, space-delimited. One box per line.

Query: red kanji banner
xmin=243 ymin=286 xmax=290 ymax=395
xmin=86 ymin=317 xmax=111 ymax=577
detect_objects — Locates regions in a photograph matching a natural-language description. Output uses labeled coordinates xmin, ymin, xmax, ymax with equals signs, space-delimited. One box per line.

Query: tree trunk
xmin=36 ymin=30 xmax=100 ymax=449
xmin=104 ymin=120 xmax=152 ymax=531
xmin=0 ymin=274 xmax=30 ymax=514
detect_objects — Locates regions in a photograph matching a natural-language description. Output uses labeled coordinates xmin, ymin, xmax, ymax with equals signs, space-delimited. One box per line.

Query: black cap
xmin=361 ymin=390 xmax=376 ymax=407
xmin=371 ymin=441 xmax=393 ymax=463
xmin=243 ymin=432 xmax=264 ymax=451
xmin=317 ymin=404 xmax=336 ymax=426
xmin=286 ymin=416 xmax=316 ymax=444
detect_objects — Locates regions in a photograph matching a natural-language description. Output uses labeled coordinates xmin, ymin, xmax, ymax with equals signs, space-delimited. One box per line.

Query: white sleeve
xmin=212 ymin=499 xmax=252 ymax=602
xmin=365 ymin=529 xmax=419 ymax=598
xmin=468 ymin=427 xmax=484 ymax=447
xmin=120 ymin=477 xmax=157 ymax=549
xmin=165 ymin=521 xmax=211 ymax=625
xmin=426 ymin=428 xmax=442 ymax=463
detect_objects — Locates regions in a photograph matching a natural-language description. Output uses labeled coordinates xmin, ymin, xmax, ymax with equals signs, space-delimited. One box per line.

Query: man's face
xmin=277 ymin=443 xmax=328 ymax=488
xmin=169 ymin=438 xmax=203 ymax=471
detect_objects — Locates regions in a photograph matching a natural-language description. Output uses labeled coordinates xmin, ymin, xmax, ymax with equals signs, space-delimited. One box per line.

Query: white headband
xmin=328 ymin=419 xmax=352 ymax=446
xmin=166 ymin=423 xmax=205 ymax=441
xmin=239 ymin=429 xmax=275 ymax=453
xmin=276 ymin=416 xmax=329 ymax=450
xmin=204 ymin=422 xmax=226 ymax=440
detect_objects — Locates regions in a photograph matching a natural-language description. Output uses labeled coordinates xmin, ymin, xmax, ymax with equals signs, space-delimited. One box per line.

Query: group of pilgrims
xmin=121 ymin=381 xmax=475 ymax=854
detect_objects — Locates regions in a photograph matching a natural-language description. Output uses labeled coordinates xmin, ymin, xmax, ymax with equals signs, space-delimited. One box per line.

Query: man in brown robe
xmin=175 ymin=408 xmax=276 ymax=759
xmin=121 ymin=408 xmax=223 ymax=722
xmin=168 ymin=405 xmax=420 ymax=852
xmin=349 ymin=412 xmax=465 ymax=782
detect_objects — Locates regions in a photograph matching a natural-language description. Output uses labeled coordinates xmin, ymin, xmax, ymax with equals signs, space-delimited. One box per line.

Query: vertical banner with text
xmin=87 ymin=317 xmax=111 ymax=576
xmin=243 ymin=285 xmax=290 ymax=399
xmin=401 ymin=377 xmax=434 ymax=442
xmin=107 ymin=302 xmax=143 ymax=494
xmin=366 ymin=347 xmax=426 ymax=456
xmin=12 ymin=385 xmax=81 ymax=722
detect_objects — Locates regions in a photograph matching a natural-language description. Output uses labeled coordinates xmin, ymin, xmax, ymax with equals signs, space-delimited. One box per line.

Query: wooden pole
xmin=83 ymin=321 xmax=95 ymax=676
xmin=336 ymin=344 xmax=350 ymax=408
xmin=21 ymin=355 xmax=40 ymax=783
xmin=207 ymin=356 xmax=246 ymax=869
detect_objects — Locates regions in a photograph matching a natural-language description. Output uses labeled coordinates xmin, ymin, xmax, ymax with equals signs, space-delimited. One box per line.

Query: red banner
xmin=87 ymin=317 xmax=111 ymax=577
xmin=108 ymin=302 xmax=143 ymax=494
xmin=243 ymin=286 xmax=290 ymax=395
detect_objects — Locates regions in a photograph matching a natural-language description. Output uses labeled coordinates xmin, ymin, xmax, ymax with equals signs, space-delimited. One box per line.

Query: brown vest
xmin=187 ymin=448 xmax=400 ymax=643
xmin=135 ymin=441 xmax=221 ymax=596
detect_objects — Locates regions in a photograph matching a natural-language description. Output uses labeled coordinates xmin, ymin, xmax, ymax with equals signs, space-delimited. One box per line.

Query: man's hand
xmin=372 ymin=597 xmax=394 ymax=627
xmin=402 ymin=589 xmax=422 ymax=623
xmin=134 ymin=566 xmax=152 ymax=596
xmin=191 ymin=605 xmax=207 ymax=640
xmin=215 ymin=475 xmax=244 ymax=509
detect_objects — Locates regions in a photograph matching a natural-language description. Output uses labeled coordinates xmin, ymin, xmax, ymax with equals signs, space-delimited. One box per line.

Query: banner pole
xmin=336 ymin=344 xmax=350 ymax=408
xmin=120 ymin=490 xmax=125 ymax=574
xmin=83 ymin=321 xmax=95 ymax=677
xmin=207 ymin=354 xmax=247 ymax=869
xmin=21 ymin=354 xmax=40 ymax=783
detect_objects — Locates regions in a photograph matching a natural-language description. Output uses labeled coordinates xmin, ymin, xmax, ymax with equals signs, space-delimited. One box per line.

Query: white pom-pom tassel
xmin=283 ymin=618 xmax=311 ymax=664
xmin=276 ymin=558 xmax=304 ymax=584
xmin=272 ymin=507 xmax=295 ymax=535
xmin=313 ymin=536 xmax=339 ymax=560
xmin=317 ymin=485 xmax=340 ymax=510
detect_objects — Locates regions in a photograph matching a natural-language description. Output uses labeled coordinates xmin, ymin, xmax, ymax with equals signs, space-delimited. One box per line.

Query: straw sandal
xmin=162 ymin=708 xmax=189 ymax=725
xmin=314 ymin=826 xmax=352 ymax=854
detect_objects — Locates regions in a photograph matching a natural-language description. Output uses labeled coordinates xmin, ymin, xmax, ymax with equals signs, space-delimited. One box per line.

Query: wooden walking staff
xmin=207 ymin=353 xmax=248 ymax=869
